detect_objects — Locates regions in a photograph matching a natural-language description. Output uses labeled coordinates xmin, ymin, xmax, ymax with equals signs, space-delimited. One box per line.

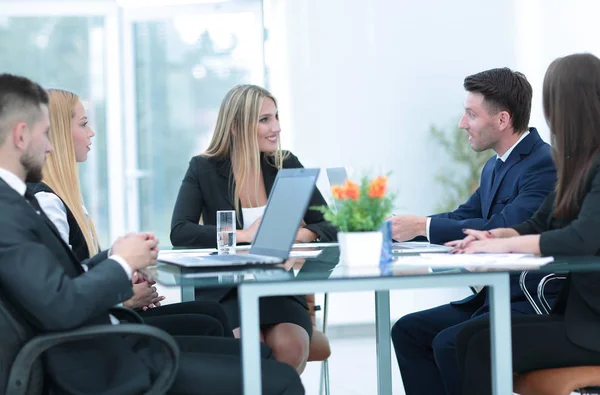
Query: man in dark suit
xmin=0 ymin=73 xmax=304 ymax=394
xmin=390 ymin=68 xmax=557 ymax=395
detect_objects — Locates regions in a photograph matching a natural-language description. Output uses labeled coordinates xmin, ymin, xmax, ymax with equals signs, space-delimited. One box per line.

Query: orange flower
xmin=368 ymin=176 xmax=387 ymax=198
xmin=344 ymin=180 xmax=360 ymax=200
xmin=331 ymin=185 xmax=345 ymax=200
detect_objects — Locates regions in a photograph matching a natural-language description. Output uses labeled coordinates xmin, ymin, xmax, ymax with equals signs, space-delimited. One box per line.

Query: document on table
xmin=393 ymin=253 xmax=554 ymax=268
xmin=288 ymin=250 xmax=323 ymax=259
xmin=157 ymin=249 xmax=322 ymax=260
xmin=235 ymin=242 xmax=338 ymax=251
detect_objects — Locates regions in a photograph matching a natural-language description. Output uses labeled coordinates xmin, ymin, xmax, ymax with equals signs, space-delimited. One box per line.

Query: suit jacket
xmin=0 ymin=178 xmax=154 ymax=394
xmin=442 ymin=129 xmax=559 ymax=313
xmin=429 ymin=128 xmax=556 ymax=244
xmin=512 ymin=154 xmax=600 ymax=353
xmin=170 ymin=151 xmax=337 ymax=248
xmin=28 ymin=182 xmax=91 ymax=261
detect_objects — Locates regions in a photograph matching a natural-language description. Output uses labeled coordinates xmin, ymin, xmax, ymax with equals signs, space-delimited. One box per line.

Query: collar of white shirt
xmin=497 ymin=130 xmax=530 ymax=162
xmin=0 ymin=167 xmax=26 ymax=196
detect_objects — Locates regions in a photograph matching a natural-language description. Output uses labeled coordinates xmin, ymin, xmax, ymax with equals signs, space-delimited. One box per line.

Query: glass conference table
xmin=144 ymin=244 xmax=600 ymax=395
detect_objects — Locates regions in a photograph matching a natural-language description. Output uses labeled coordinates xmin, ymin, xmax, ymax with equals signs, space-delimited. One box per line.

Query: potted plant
xmin=313 ymin=175 xmax=394 ymax=266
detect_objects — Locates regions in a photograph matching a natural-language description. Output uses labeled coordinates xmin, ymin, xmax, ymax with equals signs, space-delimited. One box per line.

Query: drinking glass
xmin=217 ymin=210 xmax=236 ymax=255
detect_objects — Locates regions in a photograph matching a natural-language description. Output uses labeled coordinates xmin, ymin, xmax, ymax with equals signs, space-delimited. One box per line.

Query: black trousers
xmin=140 ymin=301 xmax=234 ymax=337
xmin=391 ymin=302 xmax=491 ymax=395
xmin=456 ymin=314 xmax=600 ymax=395
xmin=391 ymin=301 xmax=534 ymax=395
xmin=138 ymin=335 xmax=304 ymax=395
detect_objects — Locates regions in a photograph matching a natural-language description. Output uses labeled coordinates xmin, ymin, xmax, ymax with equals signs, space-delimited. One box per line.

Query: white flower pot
xmin=338 ymin=231 xmax=384 ymax=267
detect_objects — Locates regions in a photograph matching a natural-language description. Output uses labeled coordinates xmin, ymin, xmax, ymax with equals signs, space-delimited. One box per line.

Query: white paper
xmin=393 ymin=253 xmax=553 ymax=268
xmin=235 ymin=242 xmax=338 ymax=251
xmin=288 ymin=250 xmax=323 ymax=259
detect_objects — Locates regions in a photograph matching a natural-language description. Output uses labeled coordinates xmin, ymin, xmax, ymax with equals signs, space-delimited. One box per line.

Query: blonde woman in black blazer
xmin=447 ymin=53 xmax=600 ymax=395
xmin=170 ymin=84 xmax=336 ymax=374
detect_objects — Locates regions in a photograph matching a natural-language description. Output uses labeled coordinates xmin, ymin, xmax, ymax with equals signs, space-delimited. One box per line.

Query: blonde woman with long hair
xmin=170 ymin=84 xmax=336 ymax=373
xmin=30 ymin=89 xmax=245 ymax=339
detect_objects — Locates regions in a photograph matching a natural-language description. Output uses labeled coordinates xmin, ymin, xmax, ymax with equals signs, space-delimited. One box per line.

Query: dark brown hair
xmin=543 ymin=53 xmax=600 ymax=218
xmin=464 ymin=68 xmax=532 ymax=133
xmin=0 ymin=73 xmax=49 ymax=144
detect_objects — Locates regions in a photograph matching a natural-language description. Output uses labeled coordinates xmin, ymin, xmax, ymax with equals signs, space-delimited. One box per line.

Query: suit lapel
xmin=0 ymin=178 xmax=83 ymax=272
xmin=215 ymin=157 xmax=246 ymax=227
xmin=482 ymin=128 xmax=541 ymax=219
xmin=38 ymin=207 xmax=69 ymax=245
xmin=483 ymin=154 xmax=520 ymax=218
xmin=215 ymin=158 xmax=236 ymax=208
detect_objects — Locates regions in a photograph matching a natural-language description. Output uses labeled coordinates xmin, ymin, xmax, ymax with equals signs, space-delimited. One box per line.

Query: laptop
xmin=325 ymin=167 xmax=450 ymax=254
xmin=326 ymin=167 xmax=348 ymax=187
xmin=160 ymin=168 xmax=320 ymax=268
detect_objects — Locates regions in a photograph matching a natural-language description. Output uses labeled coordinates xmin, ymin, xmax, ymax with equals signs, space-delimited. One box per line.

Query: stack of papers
xmin=394 ymin=254 xmax=554 ymax=268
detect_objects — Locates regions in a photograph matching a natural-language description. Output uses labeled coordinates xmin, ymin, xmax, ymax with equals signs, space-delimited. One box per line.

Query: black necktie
xmin=491 ymin=158 xmax=503 ymax=187
xmin=24 ymin=187 xmax=43 ymax=214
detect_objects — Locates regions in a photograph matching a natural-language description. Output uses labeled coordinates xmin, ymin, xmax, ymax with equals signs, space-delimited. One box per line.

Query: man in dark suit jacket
xmin=0 ymin=74 xmax=304 ymax=394
xmin=390 ymin=68 xmax=557 ymax=395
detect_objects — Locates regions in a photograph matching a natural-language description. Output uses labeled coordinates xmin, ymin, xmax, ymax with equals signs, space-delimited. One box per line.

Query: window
xmin=128 ymin=3 xmax=264 ymax=243
xmin=0 ymin=15 xmax=111 ymax=247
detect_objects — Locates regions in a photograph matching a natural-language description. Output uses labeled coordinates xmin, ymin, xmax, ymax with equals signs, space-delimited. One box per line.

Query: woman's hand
xmin=123 ymin=272 xmax=165 ymax=310
xmin=446 ymin=229 xmax=495 ymax=252
xmin=446 ymin=228 xmax=519 ymax=253
xmin=295 ymin=228 xmax=318 ymax=243
xmin=455 ymin=238 xmax=516 ymax=254
xmin=236 ymin=216 xmax=262 ymax=244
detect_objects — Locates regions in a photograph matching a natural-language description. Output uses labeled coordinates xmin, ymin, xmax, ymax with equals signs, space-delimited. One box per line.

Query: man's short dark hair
xmin=463 ymin=68 xmax=532 ymax=133
xmin=0 ymin=73 xmax=49 ymax=144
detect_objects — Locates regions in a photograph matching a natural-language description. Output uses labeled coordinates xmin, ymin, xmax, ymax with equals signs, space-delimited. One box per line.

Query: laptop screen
xmin=250 ymin=168 xmax=319 ymax=259
xmin=326 ymin=167 xmax=348 ymax=186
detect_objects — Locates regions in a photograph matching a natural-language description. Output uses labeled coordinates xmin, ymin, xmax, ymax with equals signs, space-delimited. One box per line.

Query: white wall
xmin=514 ymin=0 xmax=600 ymax=142
xmin=268 ymin=0 xmax=519 ymax=216
xmin=266 ymin=0 xmax=518 ymax=324
xmin=265 ymin=0 xmax=600 ymax=326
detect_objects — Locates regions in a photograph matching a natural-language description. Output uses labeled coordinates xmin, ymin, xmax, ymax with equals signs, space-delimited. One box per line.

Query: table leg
xmin=375 ymin=290 xmax=393 ymax=395
xmin=238 ymin=285 xmax=263 ymax=395
xmin=489 ymin=274 xmax=513 ymax=395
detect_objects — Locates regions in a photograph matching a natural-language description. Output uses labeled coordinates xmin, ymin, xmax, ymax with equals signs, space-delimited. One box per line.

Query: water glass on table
xmin=217 ymin=210 xmax=236 ymax=255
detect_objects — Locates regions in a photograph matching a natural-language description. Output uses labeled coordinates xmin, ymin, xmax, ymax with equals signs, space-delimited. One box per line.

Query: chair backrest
xmin=0 ymin=292 xmax=43 ymax=394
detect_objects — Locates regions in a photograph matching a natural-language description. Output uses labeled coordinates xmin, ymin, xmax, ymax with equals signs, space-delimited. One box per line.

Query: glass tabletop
xmin=142 ymin=244 xmax=600 ymax=288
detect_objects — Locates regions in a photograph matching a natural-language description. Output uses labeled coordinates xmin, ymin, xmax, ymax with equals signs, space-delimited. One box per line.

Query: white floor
xmin=301 ymin=336 xmax=406 ymax=395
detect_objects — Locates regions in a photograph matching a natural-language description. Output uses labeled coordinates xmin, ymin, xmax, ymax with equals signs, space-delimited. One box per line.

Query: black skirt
xmin=220 ymin=291 xmax=313 ymax=339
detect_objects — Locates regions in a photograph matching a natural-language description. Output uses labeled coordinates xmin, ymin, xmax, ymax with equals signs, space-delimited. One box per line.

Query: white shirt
xmin=425 ymin=130 xmax=531 ymax=241
xmin=242 ymin=206 xmax=266 ymax=229
xmin=0 ymin=168 xmax=130 ymax=325
xmin=35 ymin=192 xmax=72 ymax=248
xmin=497 ymin=130 xmax=530 ymax=162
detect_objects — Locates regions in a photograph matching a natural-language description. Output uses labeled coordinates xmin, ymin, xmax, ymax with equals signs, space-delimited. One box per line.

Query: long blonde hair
xmin=204 ymin=85 xmax=287 ymax=217
xmin=43 ymin=89 xmax=99 ymax=257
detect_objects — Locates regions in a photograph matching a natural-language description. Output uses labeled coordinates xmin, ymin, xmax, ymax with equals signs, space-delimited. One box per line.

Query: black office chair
xmin=0 ymin=294 xmax=179 ymax=395
xmin=516 ymin=271 xmax=600 ymax=395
